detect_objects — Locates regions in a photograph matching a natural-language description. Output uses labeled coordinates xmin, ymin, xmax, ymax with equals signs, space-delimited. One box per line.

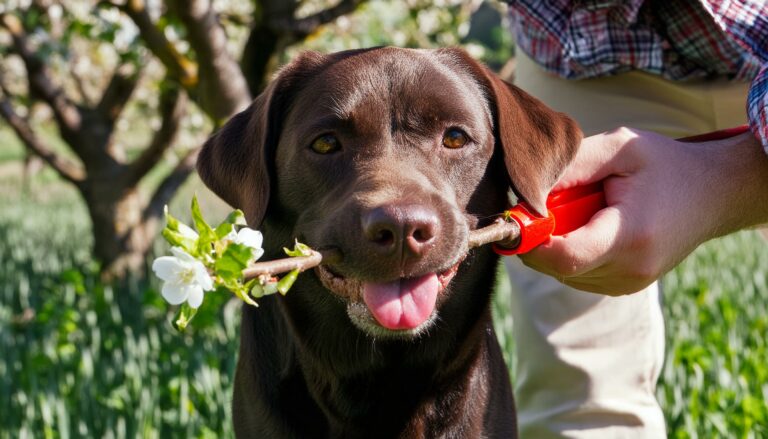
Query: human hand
xmin=520 ymin=127 xmax=768 ymax=295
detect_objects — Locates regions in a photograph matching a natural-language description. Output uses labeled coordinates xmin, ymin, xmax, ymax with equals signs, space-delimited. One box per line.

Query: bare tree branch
xmin=468 ymin=218 xmax=521 ymax=250
xmin=0 ymin=90 xmax=85 ymax=186
xmin=242 ymin=249 xmax=332 ymax=280
xmin=115 ymin=0 xmax=197 ymax=89
xmin=270 ymin=0 xmax=367 ymax=38
xmin=0 ymin=12 xmax=82 ymax=135
xmin=96 ymin=62 xmax=142 ymax=123
xmin=142 ymin=146 xmax=199 ymax=224
xmin=124 ymin=84 xmax=187 ymax=187
xmin=241 ymin=0 xmax=367 ymax=95
xmin=240 ymin=218 xmax=521 ymax=279
xmin=167 ymin=0 xmax=251 ymax=121
xmin=69 ymin=53 xmax=96 ymax=106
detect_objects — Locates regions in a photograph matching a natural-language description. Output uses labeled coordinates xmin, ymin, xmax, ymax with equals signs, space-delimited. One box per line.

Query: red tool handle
xmin=677 ymin=125 xmax=749 ymax=143
xmin=492 ymin=182 xmax=605 ymax=256
xmin=493 ymin=125 xmax=751 ymax=256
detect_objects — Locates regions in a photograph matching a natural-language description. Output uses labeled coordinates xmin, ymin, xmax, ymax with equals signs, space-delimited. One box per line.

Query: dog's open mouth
xmin=315 ymin=257 xmax=464 ymax=337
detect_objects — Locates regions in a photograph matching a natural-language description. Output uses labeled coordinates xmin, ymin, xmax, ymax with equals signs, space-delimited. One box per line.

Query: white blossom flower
xmin=177 ymin=222 xmax=199 ymax=240
xmin=226 ymin=227 xmax=265 ymax=261
xmin=152 ymin=247 xmax=214 ymax=308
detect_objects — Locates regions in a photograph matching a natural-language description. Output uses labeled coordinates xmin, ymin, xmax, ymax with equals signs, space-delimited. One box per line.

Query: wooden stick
xmin=241 ymin=219 xmax=521 ymax=281
xmin=468 ymin=218 xmax=521 ymax=250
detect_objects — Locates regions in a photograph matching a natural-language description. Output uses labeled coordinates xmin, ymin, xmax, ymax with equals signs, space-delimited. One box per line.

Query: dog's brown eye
xmin=310 ymin=134 xmax=340 ymax=154
xmin=442 ymin=129 xmax=468 ymax=149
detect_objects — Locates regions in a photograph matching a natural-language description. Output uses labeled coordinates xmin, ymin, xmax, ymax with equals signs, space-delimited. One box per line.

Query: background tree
xmin=0 ymin=0 xmax=367 ymax=277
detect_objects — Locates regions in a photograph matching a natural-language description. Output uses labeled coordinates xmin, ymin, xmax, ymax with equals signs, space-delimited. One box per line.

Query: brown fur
xmin=197 ymin=47 xmax=580 ymax=438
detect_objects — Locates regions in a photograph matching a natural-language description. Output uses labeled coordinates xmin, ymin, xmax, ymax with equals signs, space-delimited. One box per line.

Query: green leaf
xmin=256 ymin=280 xmax=279 ymax=297
xmin=224 ymin=209 xmax=247 ymax=226
xmin=219 ymin=278 xmax=258 ymax=307
xmin=214 ymin=222 xmax=233 ymax=240
xmin=191 ymin=195 xmax=216 ymax=240
xmin=191 ymin=195 xmax=218 ymax=259
xmin=161 ymin=228 xmax=196 ymax=254
xmin=244 ymin=279 xmax=263 ymax=299
xmin=264 ymin=281 xmax=278 ymax=296
xmin=214 ymin=243 xmax=255 ymax=279
xmin=283 ymin=240 xmax=312 ymax=258
xmin=161 ymin=205 xmax=198 ymax=253
xmin=233 ymin=284 xmax=259 ymax=307
xmin=277 ymin=269 xmax=300 ymax=296
xmin=164 ymin=205 xmax=182 ymax=232
xmin=172 ymin=304 xmax=198 ymax=332
xmin=249 ymin=283 xmax=264 ymax=299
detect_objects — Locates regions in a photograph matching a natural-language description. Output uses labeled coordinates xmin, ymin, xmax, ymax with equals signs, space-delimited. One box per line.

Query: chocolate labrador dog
xmin=197 ymin=47 xmax=579 ymax=438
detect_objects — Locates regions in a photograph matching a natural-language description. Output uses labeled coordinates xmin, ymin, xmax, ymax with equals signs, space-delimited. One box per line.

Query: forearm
xmin=702 ymin=131 xmax=768 ymax=239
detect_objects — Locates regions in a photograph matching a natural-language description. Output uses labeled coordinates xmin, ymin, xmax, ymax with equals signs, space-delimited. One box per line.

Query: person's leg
xmin=507 ymin=51 xmax=748 ymax=438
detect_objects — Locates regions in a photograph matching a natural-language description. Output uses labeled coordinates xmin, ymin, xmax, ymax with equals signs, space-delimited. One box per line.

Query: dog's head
xmin=198 ymin=47 xmax=580 ymax=339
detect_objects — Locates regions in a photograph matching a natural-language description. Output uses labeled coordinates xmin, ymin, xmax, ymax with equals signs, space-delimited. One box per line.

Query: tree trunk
xmin=82 ymin=183 xmax=154 ymax=279
xmin=241 ymin=24 xmax=281 ymax=95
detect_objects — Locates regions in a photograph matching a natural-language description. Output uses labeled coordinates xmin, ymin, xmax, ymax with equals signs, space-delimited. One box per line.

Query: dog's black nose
xmin=362 ymin=204 xmax=439 ymax=259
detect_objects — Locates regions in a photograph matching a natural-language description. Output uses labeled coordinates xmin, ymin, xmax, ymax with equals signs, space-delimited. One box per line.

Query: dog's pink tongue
xmin=362 ymin=274 xmax=439 ymax=330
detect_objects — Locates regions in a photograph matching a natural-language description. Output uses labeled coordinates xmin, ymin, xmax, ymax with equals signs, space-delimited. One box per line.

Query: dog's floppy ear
xmin=197 ymin=98 xmax=269 ymax=225
xmin=197 ymin=52 xmax=329 ymax=226
xmin=443 ymin=49 xmax=581 ymax=217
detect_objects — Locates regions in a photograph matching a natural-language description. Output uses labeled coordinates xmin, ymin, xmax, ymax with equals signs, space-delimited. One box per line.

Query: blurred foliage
xmin=0 ymin=180 xmax=238 ymax=438
xmin=659 ymin=232 xmax=768 ymax=438
xmin=287 ymin=0 xmax=512 ymax=62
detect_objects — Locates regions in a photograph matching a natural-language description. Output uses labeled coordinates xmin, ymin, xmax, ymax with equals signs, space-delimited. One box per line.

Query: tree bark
xmin=168 ymin=0 xmax=252 ymax=122
xmin=83 ymin=185 xmax=153 ymax=278
xmin=241 ymin=23 xmax=282 ymax=95
xmin=241 ymin=0 xmax=367 ymax=95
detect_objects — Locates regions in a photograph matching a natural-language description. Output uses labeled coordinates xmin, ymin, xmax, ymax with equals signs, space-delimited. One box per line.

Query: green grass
xmin=1 ymin=172 xmax=766 ymax=437
xmin=0 ymin=175 xmax=237 ymax=439
xmin=659 ymin=232 xmax=768 ymax=438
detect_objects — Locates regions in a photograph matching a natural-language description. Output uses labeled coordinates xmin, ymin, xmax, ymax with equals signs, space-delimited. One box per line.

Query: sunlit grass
xmin=0 ymin=184 xmax=237 ymax=439
xmin=659 ymin=231 xmax=768 ymax=438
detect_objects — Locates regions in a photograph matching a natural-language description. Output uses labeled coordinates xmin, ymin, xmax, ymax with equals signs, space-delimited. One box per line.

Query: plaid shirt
xmin=505 ymin=0 xmax=768 ymax=153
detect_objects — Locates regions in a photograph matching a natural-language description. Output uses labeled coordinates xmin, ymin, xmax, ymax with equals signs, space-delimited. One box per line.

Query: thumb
xmin=520 ymin=206 xmax=623 ymax=277
xmin=552 ymin=130 xmax=631 ymax=192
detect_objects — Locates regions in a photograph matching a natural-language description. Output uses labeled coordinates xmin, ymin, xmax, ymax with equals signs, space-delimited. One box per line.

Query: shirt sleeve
xmin=702 ymin=1 xmax=768 ymax=153
xmin=747 ymin=65 xmax=768 ymax=154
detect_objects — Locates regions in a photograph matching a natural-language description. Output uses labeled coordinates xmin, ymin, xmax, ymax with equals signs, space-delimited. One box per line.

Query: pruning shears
xmin=493 ymin=125 xmax=752 ymax=256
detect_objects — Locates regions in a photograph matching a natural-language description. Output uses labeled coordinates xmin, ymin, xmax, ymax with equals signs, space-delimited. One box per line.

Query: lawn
xmin=1 ymin=162 xmax=766 ymax=438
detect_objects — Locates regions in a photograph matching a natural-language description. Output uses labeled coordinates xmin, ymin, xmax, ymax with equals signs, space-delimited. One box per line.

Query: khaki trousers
xmin=507 ymin=51 xmax=749 ymax=438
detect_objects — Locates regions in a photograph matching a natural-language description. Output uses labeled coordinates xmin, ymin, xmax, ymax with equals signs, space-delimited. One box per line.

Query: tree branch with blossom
xmin=154 ymin=197 xmax=520 ymax=331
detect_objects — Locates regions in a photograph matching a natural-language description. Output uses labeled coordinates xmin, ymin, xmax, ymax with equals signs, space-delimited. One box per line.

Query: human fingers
xmin=520 ymin=205 xmax=623 ymax=278
xmin=552 ymin=127 xmax=642 ymax=192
